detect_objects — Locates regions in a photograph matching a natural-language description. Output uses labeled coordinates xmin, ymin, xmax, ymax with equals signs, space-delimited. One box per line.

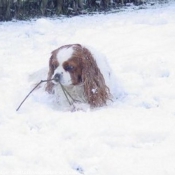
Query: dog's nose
xmin=54 ymin=73 xmax=61 ymax=82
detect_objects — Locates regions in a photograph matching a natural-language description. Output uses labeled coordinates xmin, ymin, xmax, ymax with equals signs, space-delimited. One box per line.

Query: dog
xmin=45 ymin=44 xmax=118 ymax=109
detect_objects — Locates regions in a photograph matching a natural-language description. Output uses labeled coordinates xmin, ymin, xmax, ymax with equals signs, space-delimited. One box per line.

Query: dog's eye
xmin=64 ymin=65 xmax=74 ymax=71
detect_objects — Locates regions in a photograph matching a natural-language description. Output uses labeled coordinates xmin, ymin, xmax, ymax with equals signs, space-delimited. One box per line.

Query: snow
xmin=1 ymin=2 xmax=175 ymax=175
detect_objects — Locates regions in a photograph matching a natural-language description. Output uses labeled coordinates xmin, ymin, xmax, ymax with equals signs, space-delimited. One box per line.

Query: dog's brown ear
xmin=81 ymin=47 xmax=111 ymax=107
xmin=45 ymin=54 xmax=55 ymax=93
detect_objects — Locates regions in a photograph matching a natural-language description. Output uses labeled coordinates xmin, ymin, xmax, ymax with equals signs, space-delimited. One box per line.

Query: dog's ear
xmin=81 ymin=47 xmax=111 ymax=107
xmin=48 ymin=54 xmax=55 ymax=79
xmin=45 ymin=53 xmax=55 ymax=93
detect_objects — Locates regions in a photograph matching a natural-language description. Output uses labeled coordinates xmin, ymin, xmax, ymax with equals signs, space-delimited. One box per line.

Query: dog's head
xmin=46 ymin=44 xmax=111 ymax=107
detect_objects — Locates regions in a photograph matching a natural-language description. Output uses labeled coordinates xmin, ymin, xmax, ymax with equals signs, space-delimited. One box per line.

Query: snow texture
xmin=0 ymin=2 xmax=175 ymax=175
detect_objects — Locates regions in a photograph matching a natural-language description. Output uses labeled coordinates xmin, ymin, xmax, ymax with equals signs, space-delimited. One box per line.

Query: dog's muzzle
xmin=54 ymin=73 xmax=61 ymax=83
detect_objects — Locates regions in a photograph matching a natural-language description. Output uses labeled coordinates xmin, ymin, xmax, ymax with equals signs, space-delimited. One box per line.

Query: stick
xmin=16 ymin=79 xmax=53 ymax=111
xmin=58 ymin=81 xmax=80 ymax=105
xmin=16 ymin=79 xmax=79 ymax=111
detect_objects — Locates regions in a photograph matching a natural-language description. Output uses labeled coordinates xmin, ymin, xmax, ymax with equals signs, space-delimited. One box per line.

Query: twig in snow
xmin=16 ymin=79 xmax=53 ymax=111
xmin=16 ymin=78 xmax=79 ymax=111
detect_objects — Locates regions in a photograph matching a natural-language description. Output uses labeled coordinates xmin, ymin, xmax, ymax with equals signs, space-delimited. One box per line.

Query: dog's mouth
xmin=52 ymin=79 xmax=61 ymax=85
xmin=52 ymin=74 xmax=72 ymax=86
xmin=53 ymin=73 xmax=61 ymax=82
xmin=51 ymin=73 xmax=62 ymax=84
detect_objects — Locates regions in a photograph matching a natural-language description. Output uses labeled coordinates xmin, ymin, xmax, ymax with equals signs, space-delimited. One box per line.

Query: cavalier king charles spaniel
xmin=45 ymin=44 xmax=118 ymax=109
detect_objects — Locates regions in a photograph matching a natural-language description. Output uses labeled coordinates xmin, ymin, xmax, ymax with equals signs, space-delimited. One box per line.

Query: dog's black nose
xmin=54 ymin=73 xmax=61 ymax=82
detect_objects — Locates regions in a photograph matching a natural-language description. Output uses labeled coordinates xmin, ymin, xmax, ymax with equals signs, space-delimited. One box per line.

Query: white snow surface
xmin=1 ymin=2 xmax=175 ymax=175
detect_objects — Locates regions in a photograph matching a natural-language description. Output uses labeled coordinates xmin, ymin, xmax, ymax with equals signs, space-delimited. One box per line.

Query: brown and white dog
xmin=45 ymin=44 xmax=117 ymax=108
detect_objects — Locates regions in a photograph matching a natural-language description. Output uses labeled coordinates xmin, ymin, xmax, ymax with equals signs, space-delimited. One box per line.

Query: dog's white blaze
xmin=57 ymin=46 xmax=74 ymax=64
xmin=54 ymin=47 xmax=74 ymax=85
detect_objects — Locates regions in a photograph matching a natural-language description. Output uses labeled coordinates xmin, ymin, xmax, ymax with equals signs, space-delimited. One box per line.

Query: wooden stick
xmin=16 ymin=79 xmax=53 ymax=111
xmin=16 ymin=79 xmax=79 ymax=111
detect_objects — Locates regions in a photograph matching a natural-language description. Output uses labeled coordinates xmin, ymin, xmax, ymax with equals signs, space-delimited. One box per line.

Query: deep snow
xmin=0 ymin=2 xmax=175 ymax=175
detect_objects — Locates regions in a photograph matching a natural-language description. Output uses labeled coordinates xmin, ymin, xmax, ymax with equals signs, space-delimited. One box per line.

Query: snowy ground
xmin=1 ymin=2 xmax=175 ymax=175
